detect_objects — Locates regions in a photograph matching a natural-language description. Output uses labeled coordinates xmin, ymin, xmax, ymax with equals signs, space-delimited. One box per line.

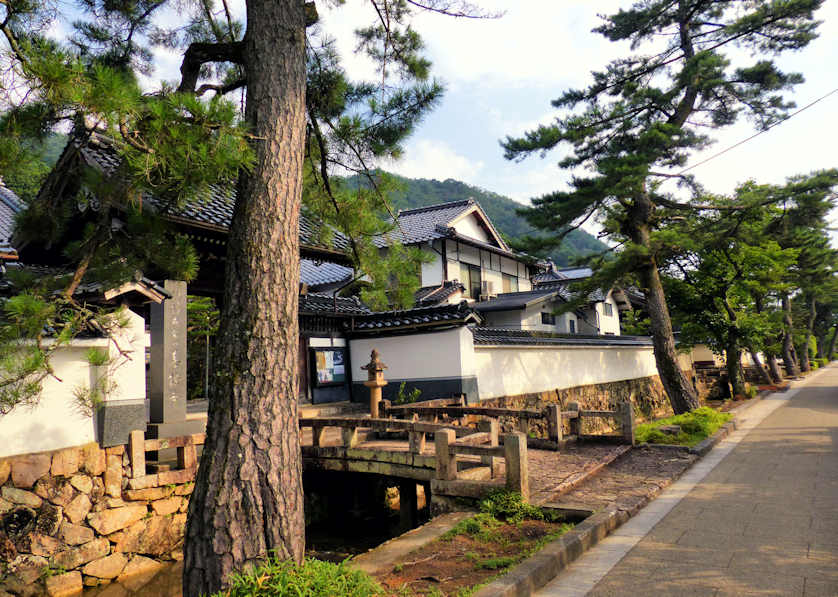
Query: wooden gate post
xmin=503 ymin=432 xmax=529 ymax=502
xmin=567 ymin=401 xmax=581 ymax=437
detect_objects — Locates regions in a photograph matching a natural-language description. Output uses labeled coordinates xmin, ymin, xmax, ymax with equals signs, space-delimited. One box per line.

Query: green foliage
xmin=394 ymin=381 xmax=422 ymax=406
xmin=478 ymin=490 xmax=544 ymax=525
xmin=85 ymin=348 xmax=110 ymax=367
xmin=186 ymin=296 xmax=220 ymax=400
xmin=442 ymin=513 xmax=503 ymax=543
xmin=346 ymin=173 xmax=608 ymax=266
xmin=474 ymin=556 xmax=518 ymax=571
xmin=214 ymin=557 xmax=384 ymax=597
xmin=636 ymin=407 xmax=732 ymax=447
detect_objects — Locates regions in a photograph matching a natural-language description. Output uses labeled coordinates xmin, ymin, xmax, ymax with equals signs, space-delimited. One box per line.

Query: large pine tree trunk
xmin=629 ymin=196 xmax=700 ymax=414
xmin=765 ymin=353 xmax=784 ymax=383
xmin=725 ymin=336 xmax=745 ymax=398
xmin=183 ymin=2 xmax=307 ymax=595
xmin=781 ymin=293 xmax=800 ymax=377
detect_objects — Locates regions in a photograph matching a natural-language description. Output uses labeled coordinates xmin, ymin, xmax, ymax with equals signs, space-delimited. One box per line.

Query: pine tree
xmin=502 ymin=0 xmax=825 ymax=413
xmin=0 ymin=1 xmax=494 ymax=594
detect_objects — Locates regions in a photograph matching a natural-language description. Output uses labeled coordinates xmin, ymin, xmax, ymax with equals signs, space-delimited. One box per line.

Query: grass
xmin=635 ymin=406 xmax=732 ymax=447
xmin=213 ymin=557 xmax=384 ymax=596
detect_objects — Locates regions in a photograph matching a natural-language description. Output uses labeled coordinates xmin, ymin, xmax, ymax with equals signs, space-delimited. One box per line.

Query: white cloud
xmin=384 ymin=140 xmax=484 ymax=183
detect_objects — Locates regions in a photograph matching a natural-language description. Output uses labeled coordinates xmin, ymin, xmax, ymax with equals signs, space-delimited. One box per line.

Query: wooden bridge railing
xmin=383 ymin=400 xmax=635 ymax=448
xmin=127 ymin=430 xmax=206 ymax=489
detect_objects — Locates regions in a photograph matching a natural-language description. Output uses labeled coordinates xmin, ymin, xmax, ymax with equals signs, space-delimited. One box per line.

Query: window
xmin=603 ymin=303 xmax=613 ymax=317
xmin=460 ymin=263 xmax=482 ymax=299
xmin=541 ymin=311 xmax=556 ymax=325
xmin=569 ymin=319 xmax=576 ymax=334
xmin=502 ymin=273 xmax=518 ymax=293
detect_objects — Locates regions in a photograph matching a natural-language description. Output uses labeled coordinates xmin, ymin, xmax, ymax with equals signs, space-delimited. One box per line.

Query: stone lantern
xmin=362 ymin=349 xmax=388 ymax=419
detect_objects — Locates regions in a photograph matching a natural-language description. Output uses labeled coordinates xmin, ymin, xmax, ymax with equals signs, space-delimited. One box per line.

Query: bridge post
xmin=434 ymin=429 xmax=457 ymax=481
xmin=546 ymin=404 xmax=563 ymax=444
xmin=342 ymin=426 xmax=359 ymax=448
xmin=568 ymin=401 xmax=581 ymax=437
xmin=504 ymin=432 xmax=529 ymax=502
xmin=312 ymin=424 xmax=325 ymax=447
xmin=408 ymin=414 xmax=426 ymax=453
xmin=399 ymin=480 xmax=418 ymax=531
xmin=478 ymin=419 xmax=501 ymax=478
xmin=618 ymin=401 xmax=635 ymax=445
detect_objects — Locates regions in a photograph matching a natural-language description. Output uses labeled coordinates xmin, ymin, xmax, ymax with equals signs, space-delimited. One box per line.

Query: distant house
xmin=0 ymin=179 xmax=21 ymax=261
xmin=374 ymin=199 xmax=533 ymax=305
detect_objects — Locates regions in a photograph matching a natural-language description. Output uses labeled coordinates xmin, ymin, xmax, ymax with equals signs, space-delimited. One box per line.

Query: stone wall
xmin=481 ymin=375 xmax=673 ymax=436
xmin=0 ymin=442 xmax=193 ymax=596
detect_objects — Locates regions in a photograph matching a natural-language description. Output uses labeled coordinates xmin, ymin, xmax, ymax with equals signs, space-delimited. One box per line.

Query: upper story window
xmin=460 ymin=263 xmax=482 ymax=299
xmin=603 ymin=303 xmax=613 ymax=317
xmin=541 ymin=311 xmax=555 ymax=325
xmin=502 ymin=273 xmax=518 ymax=293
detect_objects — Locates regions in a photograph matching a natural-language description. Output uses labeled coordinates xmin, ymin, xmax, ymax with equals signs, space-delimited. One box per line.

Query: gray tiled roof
xmin=472 ymin=288 xmax=562 ymax=312
xmin=300 ymin=259 xmax=353 ymax=289
xmin=350 ymin=301 xmax=481 ymax=332
xmin=471 ymin=328 xmax=652 ymax=347
xmin=76 ymin=135 xmax=350 ymax=253
xmin=414 ymin=280 xmax=465 ymax=306
xmin=0 ymin=182 xmax=21 ymax=254
xmin=534 ymin=279 xmax=605 ymax=303
xmin=298 ymin=292 xmax=371 ymax=316
xmin=373 ymin=199 xmax=474 ymax=248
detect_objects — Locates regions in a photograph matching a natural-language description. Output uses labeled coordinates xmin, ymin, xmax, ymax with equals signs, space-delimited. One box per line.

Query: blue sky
xmin=51 ymin=0 xmax=838 ymax=242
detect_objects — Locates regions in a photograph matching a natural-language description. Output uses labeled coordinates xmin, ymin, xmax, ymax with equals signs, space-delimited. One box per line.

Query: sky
xmin=50 ymin=0 xmax=838 ymax=243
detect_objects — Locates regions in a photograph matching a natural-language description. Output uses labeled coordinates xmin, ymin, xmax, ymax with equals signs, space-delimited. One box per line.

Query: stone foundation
xmin=480 ymin=375 xmax=673 ymax=436
xmin=0 ymin=443 xmax=192 ymax=596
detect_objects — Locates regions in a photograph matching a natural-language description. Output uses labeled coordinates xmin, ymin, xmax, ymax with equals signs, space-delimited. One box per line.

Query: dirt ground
xmin=374 ymin=518 xmax=572 ymax=596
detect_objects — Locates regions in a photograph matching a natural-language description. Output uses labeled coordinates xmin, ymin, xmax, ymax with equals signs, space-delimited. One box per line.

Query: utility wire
xmin=678 ymin=87 xmax=838 ymax=175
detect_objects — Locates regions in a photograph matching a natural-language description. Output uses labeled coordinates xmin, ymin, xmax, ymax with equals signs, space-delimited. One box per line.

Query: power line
xmin=678 ymin=87 xmax=838 ymax=175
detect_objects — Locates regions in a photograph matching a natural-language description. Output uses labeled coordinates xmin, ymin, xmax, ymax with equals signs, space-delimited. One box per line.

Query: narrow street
xmin=539 ymin=364 xmax=838 ymax=597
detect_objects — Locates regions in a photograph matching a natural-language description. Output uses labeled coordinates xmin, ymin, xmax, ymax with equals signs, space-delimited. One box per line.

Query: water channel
xmin=81 ymin=472 xmax=430 ymax=595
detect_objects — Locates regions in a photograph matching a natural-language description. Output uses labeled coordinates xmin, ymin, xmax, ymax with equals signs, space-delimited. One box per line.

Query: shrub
xmin=215 ymin=557 xmax=384 ymax=597
xmin=635 ymin=407 xmax=732 ymax=447
xmin=478 ymin=490 xmax=544 ymax=524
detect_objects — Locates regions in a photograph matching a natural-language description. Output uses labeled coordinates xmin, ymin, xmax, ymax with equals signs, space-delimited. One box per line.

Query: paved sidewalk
xmin=538 ymin=364 xmax=838 ymax=597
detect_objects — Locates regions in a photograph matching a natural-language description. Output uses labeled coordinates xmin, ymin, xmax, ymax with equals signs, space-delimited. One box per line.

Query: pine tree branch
xmin=196 ymin=78 xmax=246 ymax=97
xmin=177 ymin=41 xmax=245 ymax=94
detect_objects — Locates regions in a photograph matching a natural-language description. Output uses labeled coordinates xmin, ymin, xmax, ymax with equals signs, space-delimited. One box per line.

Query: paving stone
xmin=123 ymin=487 xmax=174 ymax=502
xmin=19 ymin=532 xmax=63 ymax=556
xmin=81 ymin=445 xmax=106 ymax=476
xmin=0 ymin=459 xmax=10 ymax=486
xmin=115 ymin=555 xmax=164 ymax=590
xmin=150 ymin=497 xmax=182 ymax=516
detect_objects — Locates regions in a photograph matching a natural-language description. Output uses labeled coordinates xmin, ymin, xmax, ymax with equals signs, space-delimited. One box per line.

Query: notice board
xmin=310 ymin=347 xmax=347 ymax=387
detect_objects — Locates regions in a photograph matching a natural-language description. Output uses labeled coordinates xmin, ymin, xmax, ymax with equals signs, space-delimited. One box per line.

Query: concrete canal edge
xmin=350 ymin=511 xmax=473 ymax=576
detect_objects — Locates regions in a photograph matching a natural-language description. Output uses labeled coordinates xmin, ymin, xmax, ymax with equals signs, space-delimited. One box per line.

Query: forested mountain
xmin=350 ymin=173 xmax=608 ymax=266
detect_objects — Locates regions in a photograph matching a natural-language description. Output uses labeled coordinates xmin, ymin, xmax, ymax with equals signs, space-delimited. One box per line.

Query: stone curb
xmin=688 ymin=420 xmax=736 ymax=456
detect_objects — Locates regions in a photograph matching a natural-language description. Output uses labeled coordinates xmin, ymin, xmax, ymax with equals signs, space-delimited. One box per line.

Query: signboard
xmin=310 ymin=347 xmax=347 ymax=387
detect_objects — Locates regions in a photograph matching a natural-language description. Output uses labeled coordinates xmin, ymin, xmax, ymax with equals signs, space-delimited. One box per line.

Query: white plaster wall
xmin=691 ymin=344 xmax=723 ymax=365
xmin=596 ymin=292 xmax=622 ymax=336
xmin=421 ymin=248 xmax=444 ymax=287
xmin=453 ymin=213 xmax=490 ymax=243
xmin=473 ymin=343 xmax=659 ymax=400
xmin=309 ymin=337 xmax=347 ymax=347
xmin=349 ymin=327 xmax=472 ymax=382
xmin=0 ymin=309 xmax=147 ymax=458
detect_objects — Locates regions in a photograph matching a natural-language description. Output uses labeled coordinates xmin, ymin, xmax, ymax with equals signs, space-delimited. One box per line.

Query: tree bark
xmin=748 ymin=346 xmax=774 ymax=386
xmin=765 ymin=352 xmax=784 ymax=383
xmin=725 ymin=335 xmax=745 ymax=398
xmin=827 ymin=324 xmax=838 ymax=360
xmin=781 ymin=293 xmax=800 ymax=377
xmin=799 ymin=295 xmax=817 ymax=372
xmin=183 ymin=2 xmax=307 ymax=595
xmin=629 ymin=195 xmax=700 ymax=414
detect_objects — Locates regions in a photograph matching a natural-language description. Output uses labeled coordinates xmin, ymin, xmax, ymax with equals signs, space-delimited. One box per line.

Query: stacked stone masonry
xmin=481 ymin=375 xmax=673 ymax=436
xmin=0 ymin=442 xmax=193 ymax=596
